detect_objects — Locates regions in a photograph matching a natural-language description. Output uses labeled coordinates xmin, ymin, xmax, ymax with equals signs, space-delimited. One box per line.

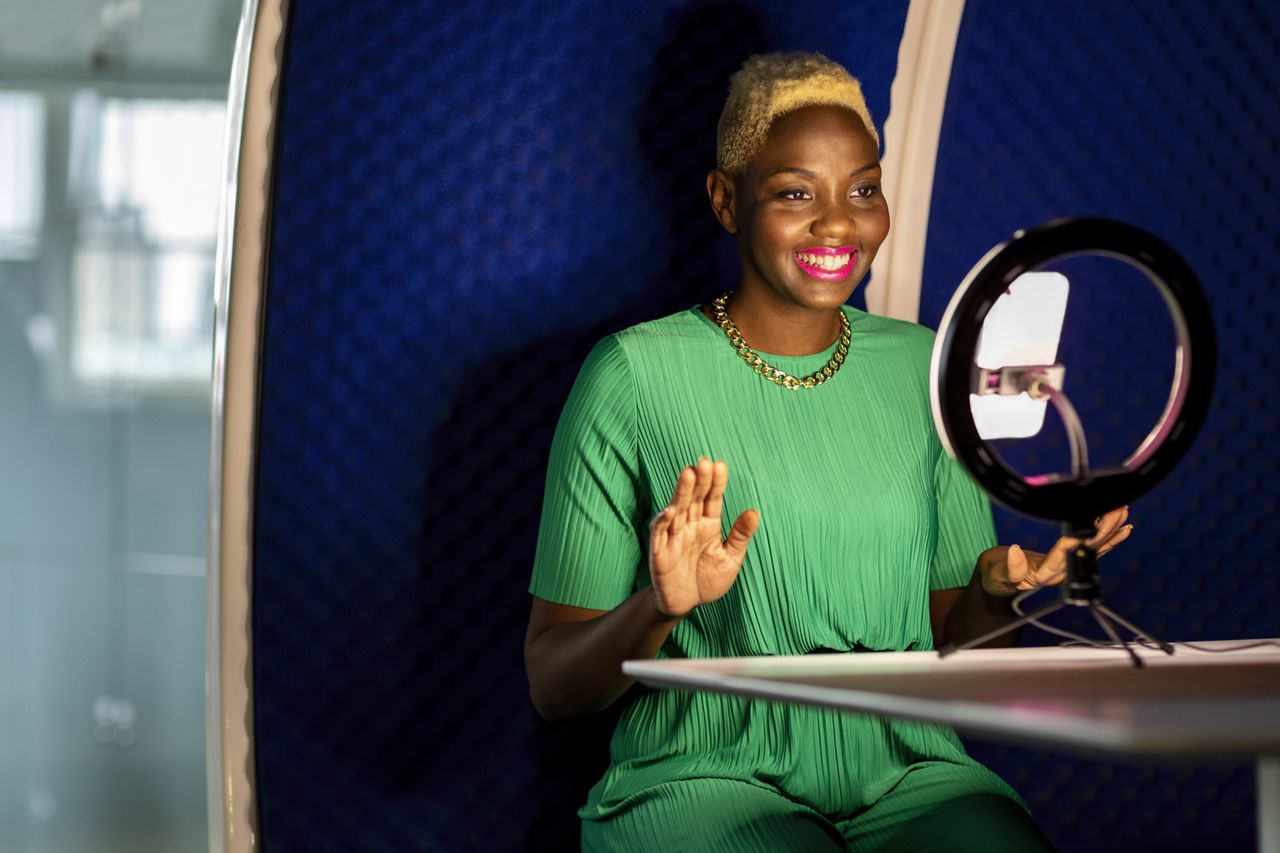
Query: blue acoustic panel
xmin=924 ymin=1 xmax=1279 ymax=850
xmin=253 ymin=2 xmax=907 ymax=850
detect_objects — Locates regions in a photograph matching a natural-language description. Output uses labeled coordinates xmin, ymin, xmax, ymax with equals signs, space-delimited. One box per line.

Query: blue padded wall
xmin=923 ymin=2 xmax=1279 ymax=851
xmin=253 ymin=0 xmax=1276 ymax=849
xmin=253 ymin=3 xmax=908 ymax=850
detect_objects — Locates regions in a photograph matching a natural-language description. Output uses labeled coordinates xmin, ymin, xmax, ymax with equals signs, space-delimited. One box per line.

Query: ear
xmin=706 ymin=169 xmax=738 ymax=234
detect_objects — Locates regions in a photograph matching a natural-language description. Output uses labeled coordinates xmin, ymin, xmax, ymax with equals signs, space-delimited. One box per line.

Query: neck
xmin=715 ymin=290 xmax=844 ymax=356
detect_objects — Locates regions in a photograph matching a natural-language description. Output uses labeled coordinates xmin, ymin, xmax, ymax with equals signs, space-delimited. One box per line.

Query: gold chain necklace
xmin=709 ymin=292 xmax=850 ymax=390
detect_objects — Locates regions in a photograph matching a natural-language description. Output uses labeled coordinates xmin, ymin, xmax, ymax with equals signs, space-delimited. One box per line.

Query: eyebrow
xmin=764 ymin=163 xmax=881 ymax=179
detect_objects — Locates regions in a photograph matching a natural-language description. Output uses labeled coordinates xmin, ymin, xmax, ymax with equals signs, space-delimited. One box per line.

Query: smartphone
xmin=970 ymin=271 xmax=1070 ymax=439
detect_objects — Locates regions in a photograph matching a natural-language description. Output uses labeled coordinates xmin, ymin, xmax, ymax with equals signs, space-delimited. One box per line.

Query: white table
xmin=624 ymin=640 xmax=1280 ymax=852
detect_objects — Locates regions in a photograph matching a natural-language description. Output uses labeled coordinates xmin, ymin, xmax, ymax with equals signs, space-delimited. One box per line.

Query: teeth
xmin=797 ymin=252 xmax=851 ymax=271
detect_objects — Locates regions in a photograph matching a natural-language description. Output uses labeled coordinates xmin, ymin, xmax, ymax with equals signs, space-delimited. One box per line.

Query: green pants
xmin=581 ymin=763 xmax=1054 ymax=852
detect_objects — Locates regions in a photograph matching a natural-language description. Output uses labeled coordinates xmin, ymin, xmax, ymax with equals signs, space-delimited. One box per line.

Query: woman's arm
xmin=524 ymin=457 xmax=759 ymax=721
xmin=930 ymin=563 xmax=1019 ymax=649
xmin=524 ymin=591 xmax=680 ymax=721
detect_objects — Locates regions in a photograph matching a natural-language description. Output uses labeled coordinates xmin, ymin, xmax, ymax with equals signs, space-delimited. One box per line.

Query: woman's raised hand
xmin=648 ymin=457 xmax=760 ymax=619
xmin=981 ymin=506 xmax=1134 ymax=597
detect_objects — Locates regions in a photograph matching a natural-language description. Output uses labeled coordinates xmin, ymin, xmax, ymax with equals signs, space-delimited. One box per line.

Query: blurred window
xmin=0 ymin=91 xmax=45 ymax=260
xmin=67 ymin=95 xmax=224 ymax=392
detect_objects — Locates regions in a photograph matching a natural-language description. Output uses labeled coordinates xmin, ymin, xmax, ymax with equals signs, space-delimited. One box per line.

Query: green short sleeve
xmin=929 ymin=448 xmax=997 ymax=590
xmin=529 ymin=336 xmax=645 ymax=610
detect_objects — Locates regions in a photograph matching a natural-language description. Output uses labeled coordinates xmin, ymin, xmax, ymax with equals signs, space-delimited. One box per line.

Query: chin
xmin=779 ymin=261 xmax=871 ymax=306
xmin=789 ymin=280 xmax=858 ymax=309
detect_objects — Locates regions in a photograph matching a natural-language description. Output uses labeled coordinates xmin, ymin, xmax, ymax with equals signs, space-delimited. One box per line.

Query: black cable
xmin=1134 ymin=637 xmax=1280 ymax=654
xmin=1011 ymin=587 xmax=1112 ymax=650
xmin=1001 ymin=587 xmax=1277 ymax=658
xmin=1054 ymin=637 xmax=1280 ymax=654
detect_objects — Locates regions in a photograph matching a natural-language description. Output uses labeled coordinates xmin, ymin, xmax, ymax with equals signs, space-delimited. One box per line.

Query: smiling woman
xmin=522 ymin=51 xmax=1128 ymax=852
xmin=706 ymin=103 xmax=889 ymax=353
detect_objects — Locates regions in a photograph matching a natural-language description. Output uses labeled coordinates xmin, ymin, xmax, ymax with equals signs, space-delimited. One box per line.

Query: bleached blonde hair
xmin=715 ymin=51 xmax=879 ymax=176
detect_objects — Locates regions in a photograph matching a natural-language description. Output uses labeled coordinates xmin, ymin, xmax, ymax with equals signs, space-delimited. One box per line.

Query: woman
xmin=525 ymin=52 xmax=1130 ymax=852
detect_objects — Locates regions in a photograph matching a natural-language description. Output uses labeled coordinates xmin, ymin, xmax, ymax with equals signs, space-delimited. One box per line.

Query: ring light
xmin=929 ymin=218 xmax=1217 ymax=663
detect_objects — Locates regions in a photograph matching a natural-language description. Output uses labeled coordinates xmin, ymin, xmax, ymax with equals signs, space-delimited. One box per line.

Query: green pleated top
xmin=530 ymin=305 xmax=1010 ymax=820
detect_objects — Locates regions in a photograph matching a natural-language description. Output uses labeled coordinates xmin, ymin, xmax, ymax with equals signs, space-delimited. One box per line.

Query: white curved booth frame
xmin=207 ymin=1 xmax=288 ymax=850
xmin=867 ymin=0 xmax=966 ymax=322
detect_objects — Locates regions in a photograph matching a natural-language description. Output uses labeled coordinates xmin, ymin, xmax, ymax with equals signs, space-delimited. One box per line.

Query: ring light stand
xmin=930 ymin=219 xmax=1216 ymax=666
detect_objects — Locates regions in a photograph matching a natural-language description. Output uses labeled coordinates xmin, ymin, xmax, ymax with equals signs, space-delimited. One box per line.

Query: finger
xmin=688 ymin=456 xmax=714 ymax=522
xmin=1096 ymin=524 xmax=1134 ymax=557
xmin=723 ymin=508 xmax=760 ymax=562
xmin=1006 ymin=544 xmax=1029 ymax=584
xmin=1089 ymin=506 xmax=1128 ymax=545
xmin=1038 ymin=535 xmax=1079 ymax=579
xmin=1022 ymin=569 xmax=1066 ymax=590
xmin=1094 ymin=511 xmax=1131 ymax=549
xmin=703 ymin=459 xmax=729 ymax=519
xmin=1022 ymin=551 xmax=1067 ymax=588
xmin=669 ymin=465 xmax=695 ymax=520
xmin=649 ymin=510 xmax=682 ymax=575
xmin=649 ymin=508 xmax=674 ymax=551
xmin=1019 ymin=544 xmax=1069 ymax=589
xmin=1010 ymin=544 xmax=1058 ymax=590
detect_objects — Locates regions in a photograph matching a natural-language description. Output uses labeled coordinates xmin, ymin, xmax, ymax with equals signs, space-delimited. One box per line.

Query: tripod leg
xmin=938 ymin=599 xmax=1066 ymax=657
xmin=1094 ymin=605 xmax=1175 ymax=655
xmin=1089 ymin=606 xmax=1144 ymax=668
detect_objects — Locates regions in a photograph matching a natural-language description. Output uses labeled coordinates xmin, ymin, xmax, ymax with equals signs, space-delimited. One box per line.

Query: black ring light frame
xmin=930 ymin=218 xmax=1217 ymax=663
xmin=931 ymin=217 xmax=1217 ymax=528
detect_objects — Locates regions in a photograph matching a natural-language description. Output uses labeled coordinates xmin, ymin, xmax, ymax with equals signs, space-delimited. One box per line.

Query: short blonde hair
xmin=715 ymin=51 xmax=879 ymax=176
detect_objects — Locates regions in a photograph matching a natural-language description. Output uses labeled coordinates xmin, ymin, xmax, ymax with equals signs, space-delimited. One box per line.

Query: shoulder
xmin=612 ymin=307 xmax=712 ymax=352
xmin=602 ymin=307 xmax=721 ymax=378
xmin=846 ymin=307 xmax=937 ymax=362
xmin=847 ymin=306 xmax=936 ymax=343
xmin=570 ymin=308 xmax=711 ymax=401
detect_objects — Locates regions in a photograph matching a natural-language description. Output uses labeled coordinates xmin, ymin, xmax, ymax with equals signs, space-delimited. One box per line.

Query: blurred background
xmin=0 ymin=1 xmax=238 ymax=850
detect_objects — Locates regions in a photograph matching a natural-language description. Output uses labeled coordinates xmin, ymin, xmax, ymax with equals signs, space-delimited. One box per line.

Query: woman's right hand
xmin=648 ymin=456 xmax=760 ymax=619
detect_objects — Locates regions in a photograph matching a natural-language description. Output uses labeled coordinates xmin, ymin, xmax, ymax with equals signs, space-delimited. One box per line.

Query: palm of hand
xmin=649 ymin=457 xmax=759 ymax=618
xmin=652 ymin=512 xmax=739 ymax=612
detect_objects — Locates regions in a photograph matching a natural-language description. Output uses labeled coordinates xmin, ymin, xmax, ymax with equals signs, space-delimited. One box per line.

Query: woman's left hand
xmin=979 ymin=506 xmax=1133 ymax=598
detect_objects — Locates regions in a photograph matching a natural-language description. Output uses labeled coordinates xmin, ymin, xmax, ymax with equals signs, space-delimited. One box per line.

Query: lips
xmin=793 ymin=246 xmax=857 ymax=281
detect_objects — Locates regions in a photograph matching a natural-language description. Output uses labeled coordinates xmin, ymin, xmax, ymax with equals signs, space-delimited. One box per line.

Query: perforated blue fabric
xmin=924 ymin=2 xmax=1278 ymax=849
xmin=254 ymin=3 xmax=907 ymax=850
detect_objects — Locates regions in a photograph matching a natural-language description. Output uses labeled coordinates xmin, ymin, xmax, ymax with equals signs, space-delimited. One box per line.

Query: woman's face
xmin=727 ymin=104 xmax=890 ymax=313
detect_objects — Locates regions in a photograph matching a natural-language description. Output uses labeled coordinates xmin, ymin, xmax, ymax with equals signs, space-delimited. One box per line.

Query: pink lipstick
xmin=793 ymin=246 xmax=857 ymax=281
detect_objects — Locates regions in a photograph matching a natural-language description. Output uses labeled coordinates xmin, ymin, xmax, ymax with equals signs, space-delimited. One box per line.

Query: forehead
xmin=750 ymin=104 xmax=879 ymax=175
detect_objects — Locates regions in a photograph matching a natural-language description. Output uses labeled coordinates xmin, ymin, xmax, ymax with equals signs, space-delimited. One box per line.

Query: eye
xmin=775 ymin=188 xmax=812 ymax=201
xmin=851 ymin=184 xmax=880 ymax=200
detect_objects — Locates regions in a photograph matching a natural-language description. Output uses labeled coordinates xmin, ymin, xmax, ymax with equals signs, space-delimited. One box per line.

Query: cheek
xmin=861 ymin=207 xmax=891 ymax=250
xmin=750 ymin=213 xmax=801 ymax=255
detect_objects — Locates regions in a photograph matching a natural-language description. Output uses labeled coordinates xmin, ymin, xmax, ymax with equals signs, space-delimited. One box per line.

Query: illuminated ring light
xmin=929 ymin=218 xmax=1217 ymax=525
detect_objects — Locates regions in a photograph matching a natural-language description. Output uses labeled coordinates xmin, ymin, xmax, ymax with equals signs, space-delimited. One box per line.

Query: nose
xmin=811 ymin=197 xmax=855 ymax=240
